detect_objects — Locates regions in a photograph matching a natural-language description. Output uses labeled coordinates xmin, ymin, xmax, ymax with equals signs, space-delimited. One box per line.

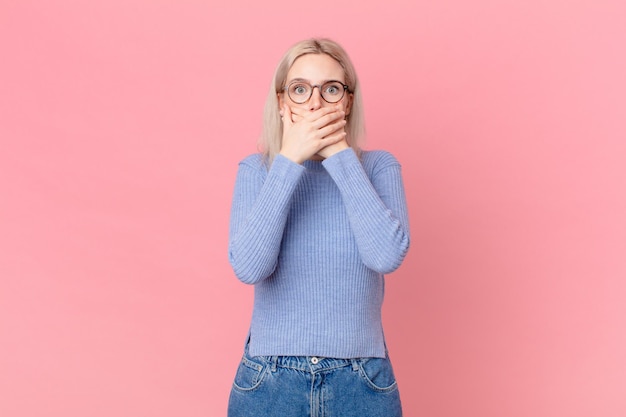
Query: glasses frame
xmin=283 ymin=80 xmax=351 ymax=104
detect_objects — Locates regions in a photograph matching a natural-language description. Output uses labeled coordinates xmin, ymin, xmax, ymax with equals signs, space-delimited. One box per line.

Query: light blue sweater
xmin=228 ymin=148 xmax=410 ymax=358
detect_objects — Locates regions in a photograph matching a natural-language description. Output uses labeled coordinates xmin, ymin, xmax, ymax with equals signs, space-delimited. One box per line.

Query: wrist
xmin=319 ymin=141 xmax=349 ymax=158
xmin=279 ymin=150 xmax=304 ymax=165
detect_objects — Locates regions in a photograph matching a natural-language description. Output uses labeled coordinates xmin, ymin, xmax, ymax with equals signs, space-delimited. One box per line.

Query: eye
xmin=324 ymin=82 xmax=343 ymax=96
xmin=290 ymin=83 xmax=310 ymax=95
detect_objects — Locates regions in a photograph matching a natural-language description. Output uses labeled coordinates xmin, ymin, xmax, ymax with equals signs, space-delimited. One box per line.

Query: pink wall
xmin=1 ymin=1 xmax=625 ymax=416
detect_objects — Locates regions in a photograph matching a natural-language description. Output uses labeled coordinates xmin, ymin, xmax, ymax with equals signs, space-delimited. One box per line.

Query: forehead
xmin=287 ymin=54 xmax=345 ymax=83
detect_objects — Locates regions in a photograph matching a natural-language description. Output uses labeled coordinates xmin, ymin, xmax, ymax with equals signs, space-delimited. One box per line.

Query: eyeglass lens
xmin=287 ymin=81 xmax=346 ymax=104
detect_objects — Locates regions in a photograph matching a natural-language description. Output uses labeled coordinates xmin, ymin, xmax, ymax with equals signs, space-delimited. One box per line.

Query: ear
xmin=345 ymin=92 xmax=354 ymax=116
xmin=277 ymin=92 xmax=285 ymax=111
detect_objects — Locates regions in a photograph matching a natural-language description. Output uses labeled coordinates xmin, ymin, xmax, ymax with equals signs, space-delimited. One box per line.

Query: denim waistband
xmin=244 ymin=336 xmax=360 ymax=373
xmin=264 ymin=355 xmax=360 ymax=373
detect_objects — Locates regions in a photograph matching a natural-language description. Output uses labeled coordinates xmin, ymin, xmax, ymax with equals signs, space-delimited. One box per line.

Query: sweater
xmin=228 ymin=148 xmax=410 ymax=358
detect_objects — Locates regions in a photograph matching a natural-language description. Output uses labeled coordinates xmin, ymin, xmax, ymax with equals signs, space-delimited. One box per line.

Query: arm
xmin=228 ymin=155 xmax=305 ymax=284
xmin=322 ymin=148 xmax=410 ymax=274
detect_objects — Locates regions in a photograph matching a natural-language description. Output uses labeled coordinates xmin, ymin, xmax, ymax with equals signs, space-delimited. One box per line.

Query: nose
xmin=308 ymin=86 xmax=323 ymax=111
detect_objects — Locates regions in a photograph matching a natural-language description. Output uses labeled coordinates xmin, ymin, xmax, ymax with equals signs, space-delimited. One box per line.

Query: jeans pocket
xmin=232 ymin=356 xmax=268 ymax=392
xmin=358 ymin=357 xmax=398 ymax=393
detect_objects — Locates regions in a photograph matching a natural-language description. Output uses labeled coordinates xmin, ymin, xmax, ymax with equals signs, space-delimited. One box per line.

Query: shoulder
xmin=237 ymin=153 xmax=268 ymax=172
xmin=360 ymin=150 xmax=402 ymax=175
xmin=234 ymin=154 xmax=268 ymax=182
xmin=238 ymin=153 xmax=264 ymax=166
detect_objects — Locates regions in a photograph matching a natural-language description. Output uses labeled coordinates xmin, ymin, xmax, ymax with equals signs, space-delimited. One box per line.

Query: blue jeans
xmin=227 ymin=341 xmax=402 ymax=417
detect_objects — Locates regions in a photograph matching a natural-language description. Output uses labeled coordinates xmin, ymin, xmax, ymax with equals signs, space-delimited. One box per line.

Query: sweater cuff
xmin=271 ymin=154 xmax=306 ymax=182
xmin=321 ymin=148 xmax=360 ymax=174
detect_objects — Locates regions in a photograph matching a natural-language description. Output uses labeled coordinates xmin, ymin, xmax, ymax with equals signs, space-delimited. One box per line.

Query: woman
xmin=227 ymin=38 xmax=410 ymax=417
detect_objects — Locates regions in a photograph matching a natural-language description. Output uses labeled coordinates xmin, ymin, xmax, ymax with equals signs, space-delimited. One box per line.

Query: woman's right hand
xmin=279 ymin=105 xmax=347 ymax=164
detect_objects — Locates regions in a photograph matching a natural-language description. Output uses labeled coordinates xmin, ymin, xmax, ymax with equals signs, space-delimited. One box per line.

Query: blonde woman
xmin=227 ymin=38 xmax=410 ymax=417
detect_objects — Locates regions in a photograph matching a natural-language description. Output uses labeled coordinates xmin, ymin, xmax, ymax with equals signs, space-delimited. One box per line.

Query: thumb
xmin=281 ymin=105 xmax=293 ymax=127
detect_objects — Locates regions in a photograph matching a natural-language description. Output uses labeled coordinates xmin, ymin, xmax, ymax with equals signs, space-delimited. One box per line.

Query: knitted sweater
xmin=228 ymin=148 xmax=410 ymax=358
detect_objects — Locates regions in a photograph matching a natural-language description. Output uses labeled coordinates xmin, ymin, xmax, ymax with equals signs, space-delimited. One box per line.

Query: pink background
xmin=1 ymin=1 xmax=625 ymax=416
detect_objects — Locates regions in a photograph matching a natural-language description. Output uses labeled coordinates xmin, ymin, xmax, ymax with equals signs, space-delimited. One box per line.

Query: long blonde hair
xmin=260 ymin=38 xmax=365 ymax=165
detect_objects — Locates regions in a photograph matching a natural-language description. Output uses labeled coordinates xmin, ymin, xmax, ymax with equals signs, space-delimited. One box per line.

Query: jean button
xmin=311 ymin=357 xmax=319 ymax=364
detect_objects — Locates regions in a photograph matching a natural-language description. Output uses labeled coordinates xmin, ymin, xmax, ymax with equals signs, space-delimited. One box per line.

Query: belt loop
xmin=271 ymin=356 xmax=278 ymax=372
xmin=243 ymin=331 xmax=251 ymax=350
xmin=243 ymin=333 xmax=251 ymax=357
xmin=350 ymin=359 xmax=359 ymax=371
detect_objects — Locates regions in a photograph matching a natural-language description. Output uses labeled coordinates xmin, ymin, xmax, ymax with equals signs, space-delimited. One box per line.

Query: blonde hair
xmin=260 ymin=38 xmax=365 ymax=165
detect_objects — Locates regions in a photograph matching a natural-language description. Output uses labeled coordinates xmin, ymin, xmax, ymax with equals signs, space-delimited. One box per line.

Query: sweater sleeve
xmin=228 ymin=154 xmax=305 ymax=284
xmin=322 ymin=148 xmax=410 ymax=274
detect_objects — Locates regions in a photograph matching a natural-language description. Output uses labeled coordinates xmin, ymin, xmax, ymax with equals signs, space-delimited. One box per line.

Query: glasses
xmin=283 ymin=80 xmax=350 ymax=104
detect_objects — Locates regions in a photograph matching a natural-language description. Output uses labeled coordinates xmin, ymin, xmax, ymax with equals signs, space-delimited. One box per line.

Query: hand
xmin=279 ymin=105 xmax=347 ymax=164
xmin=290 ymin=108 xmax=349 ymax=160
xmin=316 ymin=137 xmax=349 ymax=159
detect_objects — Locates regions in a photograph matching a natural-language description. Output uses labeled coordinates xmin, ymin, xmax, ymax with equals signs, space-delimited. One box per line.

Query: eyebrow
xmin=287 ymin=78 xmax=345 ymax=84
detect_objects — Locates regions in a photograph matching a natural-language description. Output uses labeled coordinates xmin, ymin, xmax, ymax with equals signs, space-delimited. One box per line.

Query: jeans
xmin=227 ymin=341 xmax=402 ymax=417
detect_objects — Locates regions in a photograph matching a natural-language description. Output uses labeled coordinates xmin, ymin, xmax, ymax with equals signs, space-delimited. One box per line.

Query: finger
xmin=319 ymin=130 xmax=347 ymax=147
xmin=282 ymin=105 xmax=293 ymax=127
xmin=318 ymin=119 xmax=347 ymax=138
xmin=300 ymin=105 xmax=343 ymax=123
xmin=311 ymin=109 xmax=345 ymax=130
xmin=289 ymin=106 xmax=305 ymax=119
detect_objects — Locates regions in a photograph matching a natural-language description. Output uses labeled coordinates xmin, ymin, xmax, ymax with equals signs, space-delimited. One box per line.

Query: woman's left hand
xmin=316 ymin=138 xmax=349 ymax=159
xmin=289 ymin=108 xmax=349 ymax=159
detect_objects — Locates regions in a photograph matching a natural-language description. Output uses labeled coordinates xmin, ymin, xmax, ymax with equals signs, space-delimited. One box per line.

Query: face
xmin=278 ymin=53 xmax=353 ymax=115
